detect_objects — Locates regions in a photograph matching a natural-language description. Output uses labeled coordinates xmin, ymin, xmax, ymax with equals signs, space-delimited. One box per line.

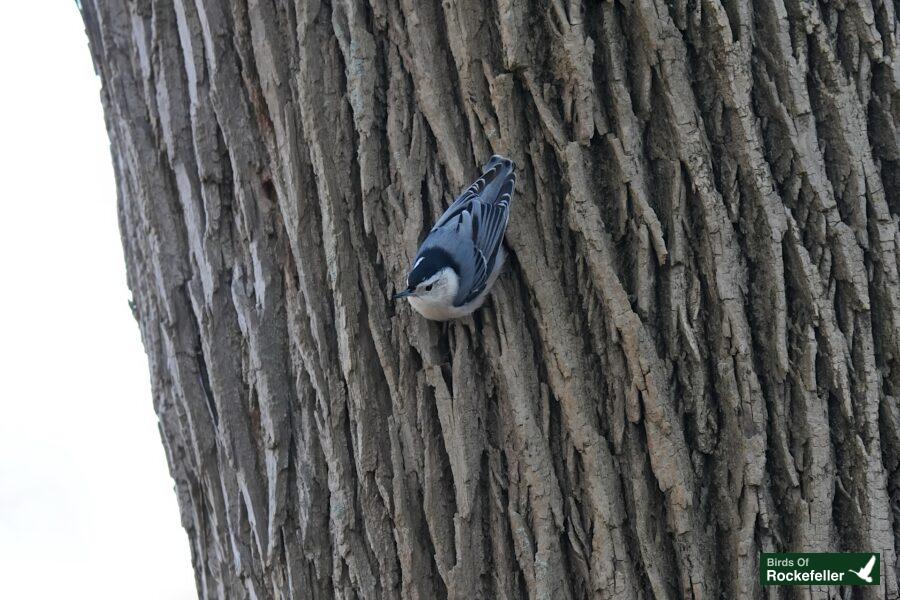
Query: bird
xmin=393 ymin=155 xmax=516 ymax=321
xmin=848 ymin=555 xmax=877 ymax=583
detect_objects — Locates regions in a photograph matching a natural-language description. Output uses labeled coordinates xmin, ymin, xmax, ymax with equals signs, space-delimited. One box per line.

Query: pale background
xmin=0 ymin=4 xmax=196 ymax=598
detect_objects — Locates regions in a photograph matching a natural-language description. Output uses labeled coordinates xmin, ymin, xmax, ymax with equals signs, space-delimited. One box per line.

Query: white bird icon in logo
xmin=848 ymin=555 xmax=877 ymax=583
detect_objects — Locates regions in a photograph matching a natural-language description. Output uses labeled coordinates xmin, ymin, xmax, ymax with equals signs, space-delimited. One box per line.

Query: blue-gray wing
xmin=435 ymin=156 xmax=516 ymax=305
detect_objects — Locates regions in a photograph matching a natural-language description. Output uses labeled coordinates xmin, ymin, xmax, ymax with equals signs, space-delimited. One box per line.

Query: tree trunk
xmin=80 ymin=0 xmax=900 ymax=597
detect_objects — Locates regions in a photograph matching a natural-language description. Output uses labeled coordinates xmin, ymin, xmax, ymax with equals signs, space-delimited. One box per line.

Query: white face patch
xmin=408 ymin=268 xmax=461 ymax=319
xmin=413 ymin=257 xmax=425 ymax=270
xmin=421 ymin=272 xmax=442 ymax=289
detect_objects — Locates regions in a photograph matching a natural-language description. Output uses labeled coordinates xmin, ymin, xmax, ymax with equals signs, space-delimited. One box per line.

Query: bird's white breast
xmin=407 ymin=246 xmax=505 ymax=321
xmin=408 ymin=296 xmax=471 ymax=321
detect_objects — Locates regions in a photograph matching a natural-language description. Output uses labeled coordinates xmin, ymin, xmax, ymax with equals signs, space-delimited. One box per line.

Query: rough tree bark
xmin=80 ymin=0 xmax=900 ymax=597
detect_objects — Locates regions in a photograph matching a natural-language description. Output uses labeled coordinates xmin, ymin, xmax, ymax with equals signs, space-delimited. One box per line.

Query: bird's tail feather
xmin=479 ymin=155 xmax=516 ymax=207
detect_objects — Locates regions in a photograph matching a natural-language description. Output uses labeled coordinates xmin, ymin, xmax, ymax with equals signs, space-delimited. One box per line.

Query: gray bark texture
xmin=80 ymin=0 xmax=900 ymax=597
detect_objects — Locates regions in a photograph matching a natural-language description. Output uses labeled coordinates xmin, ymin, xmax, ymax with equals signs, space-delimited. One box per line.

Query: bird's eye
xmin=424 ymin=284 xmax=433 ymax=292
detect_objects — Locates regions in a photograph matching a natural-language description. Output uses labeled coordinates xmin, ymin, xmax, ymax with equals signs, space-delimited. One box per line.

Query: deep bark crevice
xmin=82 ymin=0 xmax=900 ymax=597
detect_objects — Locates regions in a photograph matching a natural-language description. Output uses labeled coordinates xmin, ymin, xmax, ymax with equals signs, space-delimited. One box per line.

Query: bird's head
xmin=393 ymin=248 xmax=459 ymax=307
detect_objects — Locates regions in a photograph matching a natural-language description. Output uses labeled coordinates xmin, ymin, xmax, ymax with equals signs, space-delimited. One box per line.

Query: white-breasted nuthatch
xmin=393 ymin=155 xmax=516 ymax=321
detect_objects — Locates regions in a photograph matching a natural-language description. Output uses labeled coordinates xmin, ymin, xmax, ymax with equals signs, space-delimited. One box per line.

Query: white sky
xmin=0 ymin=5 xmax=197 ymax=599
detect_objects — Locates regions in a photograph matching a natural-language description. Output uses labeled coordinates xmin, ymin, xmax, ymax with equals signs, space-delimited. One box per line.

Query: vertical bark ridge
xmin=81 ymin=0 xmax=900 ymax=597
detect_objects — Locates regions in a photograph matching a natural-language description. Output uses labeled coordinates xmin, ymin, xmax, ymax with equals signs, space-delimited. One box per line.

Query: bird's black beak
xmin=393 ymin=288 xmax=414 ymax=299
